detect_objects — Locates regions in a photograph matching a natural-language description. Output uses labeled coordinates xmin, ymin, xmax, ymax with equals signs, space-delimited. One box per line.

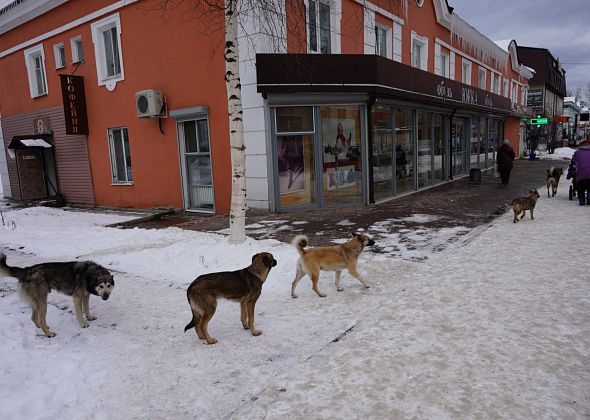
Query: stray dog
xmin=0 ymin=253 xmax=114 ymax=337
xmin=510 ymin=190 xmax=540 ymax=223
xmin=184 ymin=252 xmax=277 ymax=345
xmin=291 ymin=233 xmax=375 ymax=298
xmin=546 ymin=167 xmax=564 ymax=198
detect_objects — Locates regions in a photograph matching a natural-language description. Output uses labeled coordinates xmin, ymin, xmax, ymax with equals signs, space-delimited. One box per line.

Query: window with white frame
xmin=24 ymin=44 xmax=48 ymax=98
xmin=491 ymin=73 xmax=497 ymax=94
xmin=308 ymin=0 xmax=331 ymax=54
xmin=411 ymin=32 xmax=428 ymax=70
xmin=478 ymin=67 xmax=486 ymax=90
xmin=461 ymin=58 xmax=472 ymax=85
xmin=53 ymin=43 xmax=66 ymax=69
xmin=108 ymin=127 xmax=132 ymax=184
xmin=71 ymin=36 xmax=83 ymax=63
xmin=375 ymin=25 xmax=387 ymax=57
xmin=503 ymin=79 xmax=509 ymax=97
xmin=511 ymin=82 xmax=518 ymax=103
xmin=441 ymin=51 xmax=450 ymax=78
xmin=91 ymin=14 xmax=125 ymax=89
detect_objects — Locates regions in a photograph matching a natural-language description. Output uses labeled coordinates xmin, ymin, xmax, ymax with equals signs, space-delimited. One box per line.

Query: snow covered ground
xmin=535 ymin=146 xmax=575 ymax=161
xmin=0 ymin=184 xmax=589 ymax=418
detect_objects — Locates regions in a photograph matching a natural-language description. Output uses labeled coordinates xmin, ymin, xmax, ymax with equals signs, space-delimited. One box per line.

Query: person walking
xmin=572 ymin=138 xmax=590 ymax=205
xmin=496 ymin=139 xmax=515 ymax=185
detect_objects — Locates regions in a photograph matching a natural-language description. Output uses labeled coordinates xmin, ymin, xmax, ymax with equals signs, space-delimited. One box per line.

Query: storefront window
xmin=417 ymin=111 xmax=433 ymax=188
xmin=395 ymin=108 xmax=415 ymax=194
xmin=275 ymin=107 xmax=316 ymax=208
xmin=372 ymin=105 xmax=394 ymax=201
xmin=452 ymin=117 xmax=467 ymax=177
xmin=470 ymin=117 xmax=480 ymax=168
xmin=320 ymin=105 xmax=363 ymax=205
xmin=433 ymin=114 xmax=446 ymax=183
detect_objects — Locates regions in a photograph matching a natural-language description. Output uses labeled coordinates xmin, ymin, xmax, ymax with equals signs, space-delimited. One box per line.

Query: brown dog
xmin=184 ymin=252 xmax=277 ymax=344
xmin=511 ymin=190 xmax=540 ymax=223
xmin=546 ymin=166 xmax=564 ymax=198
xmin=291 ymin=233 xmax=375 ymax=298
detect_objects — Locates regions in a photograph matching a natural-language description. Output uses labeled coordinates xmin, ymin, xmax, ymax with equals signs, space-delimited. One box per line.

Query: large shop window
xmin=308 ymin=0 xmax=331 ymax=54
xmin=91 ymin=14 xmax=124 ymax=90
xmin=24 ymin=44 xmax=48 ymax=98
xmin=275 ymin=107 xmax=316 ymax=208
xmin=108 ymin=127 xmax=132 ymax=184
xmin=321 ymin=106 xmax=363 ymax=205
xmin=395 ymin=108 xmax=415 ymax=194
xmin=372 ymin=105 xmax=394 ymax=201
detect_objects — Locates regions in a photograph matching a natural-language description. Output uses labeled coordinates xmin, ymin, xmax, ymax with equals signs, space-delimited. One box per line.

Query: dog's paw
xmin=337 ymin=288 xmax=344 ymax=292
xmin=242 ymin=324 xmax=249 ymax=330
xmin=205 ymin=338 xmax=218 ymax=345
xmin=291 ymin=294 xmax=298 ymax=299
xmin=364 ymin=284 xmax=370 ymax=289
xmin=318 ymin=293 xmax=327 ymax=298
xmin=251 ymin=329 xmax=262 ymax=336
xmin=87 ymin=315 xmax=97 ymax=321
xmin=44 ymin=331 xmax=56 ymax=338
xmin=80 ymin=322 xmax=89 ymax=328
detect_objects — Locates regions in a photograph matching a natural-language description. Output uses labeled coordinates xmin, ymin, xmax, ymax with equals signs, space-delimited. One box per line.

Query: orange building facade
xmin=0 ymin=0 xmax=532 ymax=213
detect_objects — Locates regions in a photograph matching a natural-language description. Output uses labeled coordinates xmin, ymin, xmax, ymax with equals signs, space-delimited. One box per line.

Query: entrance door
xmin=16 ymin=149 xmax=47 ymax=200
xmin=451 ymin=117 xmax=468 ymax=177
xmin=179 ymin=119 xmax=214 ymax=211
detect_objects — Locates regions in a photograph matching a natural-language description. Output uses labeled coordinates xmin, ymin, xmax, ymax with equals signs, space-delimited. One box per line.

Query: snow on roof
xmin=494 ymin=39 xmax=512 ymax=52
xmin=564 ymin=96 xmax=576 ymax=103
xmin=450 ymin=15 xmax=508 ymax=70
xmin=524 ymin=65 xmax=536 ymax=74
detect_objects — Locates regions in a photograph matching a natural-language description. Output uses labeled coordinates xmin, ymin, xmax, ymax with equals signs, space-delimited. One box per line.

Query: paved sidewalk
xmin=130 ymin=158 xmax=567 ymax=247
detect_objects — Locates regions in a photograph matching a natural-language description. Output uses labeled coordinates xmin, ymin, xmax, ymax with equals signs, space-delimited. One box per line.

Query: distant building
xmin=516 ymin=45 xmax=567 ymax=153
xmin=563 ymin=97 xmax=582 ymax=145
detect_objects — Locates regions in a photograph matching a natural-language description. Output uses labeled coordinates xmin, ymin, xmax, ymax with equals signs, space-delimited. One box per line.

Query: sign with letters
xmin=60 ymin=75 xmax=88 ymax=135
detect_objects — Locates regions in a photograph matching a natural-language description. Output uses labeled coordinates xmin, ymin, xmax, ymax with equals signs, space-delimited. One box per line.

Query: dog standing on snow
xmin=0 ymin=253 xmax=114 ymax=337
xmin=510 ymin=190 xmax=541 ymax=223
xmin=291 ymin=233 xmax=375 ymax=298
xmin=546 ymin=166 xmax=564 ymax=198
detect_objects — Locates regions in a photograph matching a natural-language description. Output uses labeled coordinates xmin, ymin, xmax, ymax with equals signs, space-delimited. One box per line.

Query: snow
xmin=535 ymin=147 xmax=575 ymax=161
xmin=1 ymin=186 xmax=589 ymax=418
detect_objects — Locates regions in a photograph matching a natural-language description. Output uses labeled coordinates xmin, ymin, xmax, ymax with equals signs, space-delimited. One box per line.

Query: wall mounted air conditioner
xmin=135 ymin=89 xmax=164 ymax=118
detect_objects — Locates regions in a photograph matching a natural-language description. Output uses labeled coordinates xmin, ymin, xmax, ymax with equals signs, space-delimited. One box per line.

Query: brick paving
xmin=127 ymin=158 xmax=567 ymax=248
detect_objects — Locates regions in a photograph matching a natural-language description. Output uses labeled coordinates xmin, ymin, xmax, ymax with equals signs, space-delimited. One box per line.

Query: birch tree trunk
xmin=224 ymin=0 xmax=246 ymax=244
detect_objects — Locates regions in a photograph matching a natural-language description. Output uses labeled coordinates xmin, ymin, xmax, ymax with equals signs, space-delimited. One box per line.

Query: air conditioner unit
xmin=135 ymin=89 xmax=163 ymax=118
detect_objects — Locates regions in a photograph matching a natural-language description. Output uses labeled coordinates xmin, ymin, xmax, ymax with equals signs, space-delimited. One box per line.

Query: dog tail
xmin=184 ymin=318 xmax=195 ymax=333
xmin=292 ymin=235 xmax=309 ymax=257
xmin=0 ymin=253 xmax=23 ymax=279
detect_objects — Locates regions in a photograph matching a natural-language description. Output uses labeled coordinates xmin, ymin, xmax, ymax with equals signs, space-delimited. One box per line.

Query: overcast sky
xmin=448 ymin=0 xmax=589 ymax=95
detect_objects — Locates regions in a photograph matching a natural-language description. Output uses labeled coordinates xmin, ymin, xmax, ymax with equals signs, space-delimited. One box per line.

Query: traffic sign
xmin=530 ymin=117 xmax=548 ymax=125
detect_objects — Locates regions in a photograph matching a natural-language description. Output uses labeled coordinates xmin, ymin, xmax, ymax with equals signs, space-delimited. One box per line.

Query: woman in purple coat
xmin=572 ymin=138 xmax=590 ymax=205
xmin=496 ymin=139 xmax=516 ymax=185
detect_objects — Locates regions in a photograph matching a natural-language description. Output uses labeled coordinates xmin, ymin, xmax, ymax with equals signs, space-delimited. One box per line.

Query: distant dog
xmin=291 ymin=233 xmax=375 ymax=298
xmin=546 ymin=167 xmax=564 ymax=198
xmin=510 ymin=190 xmax=541 ymax=223
xmin=184 ymin=252 xmax=277 ymax=345
xmin=0 ymin=253 xmax=114 ymax=337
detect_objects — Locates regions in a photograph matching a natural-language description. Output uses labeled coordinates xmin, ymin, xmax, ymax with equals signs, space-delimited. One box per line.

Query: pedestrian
xmin=496 ymin=139 xmax=515 ymax=185
xmin=572 ymin=137 xmax=590 ymax=205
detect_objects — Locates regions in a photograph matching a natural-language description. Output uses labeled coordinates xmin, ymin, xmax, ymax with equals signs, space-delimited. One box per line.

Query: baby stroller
xmin=567 ymin=159 xmax=577 ymax=200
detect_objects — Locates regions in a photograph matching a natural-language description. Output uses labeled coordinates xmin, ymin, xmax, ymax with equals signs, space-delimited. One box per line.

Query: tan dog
xmin=546 ymin=167 xmax=564 ymax=198
xmin=511 ymin=190 xmax=541 ymax=223
xmin=291 ymin=233 xmax=375 ymax=298
xmin=184 ymin=252 xmax=277 ymax=345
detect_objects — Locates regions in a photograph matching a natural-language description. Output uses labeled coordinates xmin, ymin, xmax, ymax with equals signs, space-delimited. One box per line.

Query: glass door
xmin=451 ymin=117 xmax=467 ymax=177
xmin=395 ymin=108 xmax=415 ymax=194
xmin=179 ymin=119 xmax=214 ymax=211
xmin=372 ymin=105 xmax=394 ymax=201
xmin=320 ymin=105 xmax=363 ymax=206
xmin=275 ymin=107 xmax=317 ymax=209
xmin=433 ymin=114 xmax=446 ymax=183
xmin=417 ymin=111 xmax=433 ymax=188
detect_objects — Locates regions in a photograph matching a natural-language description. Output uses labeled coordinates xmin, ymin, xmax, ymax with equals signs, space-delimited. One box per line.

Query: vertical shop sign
xmin=60 ymin=75 xmax=89 ymax=135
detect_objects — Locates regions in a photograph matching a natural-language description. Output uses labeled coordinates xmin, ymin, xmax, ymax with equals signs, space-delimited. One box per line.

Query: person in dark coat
xmin=496 ymin=139 xmax=516 ymax=185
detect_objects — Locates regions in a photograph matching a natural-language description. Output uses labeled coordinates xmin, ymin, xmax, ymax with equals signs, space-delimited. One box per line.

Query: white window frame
xmin=461 ymin=58 xmax=472 ymax=85
xmin=70 ymin=35 xmax=83 ymax=63
xmin=411 ymin=31 xmax=428 ymax=71
xmin=503 ymin=79 xmax=509 ymax=97
xmin=440 ymin=51 xmax=450 ymax=78
xmin=306 ymin=0 xmax=332 ymax=54
xmin=53 ymin=42 xmax=66 ymax=69
xmin=108 ymin=127 xmax=133 ymax=184
xmin=24 ymin=44 xmax=48 ymax=98
xmin=478 ymin=66 xmax=486 ymax=90
xmin=511 ymin=81 xmax=518 ymax=103
xmin=91 ymin=13 xmax=125 ymax=91
xmin=392 ymin=21 xmax=402 ymax=63
xmin=375 ymin=24 xmax=389 ymax=58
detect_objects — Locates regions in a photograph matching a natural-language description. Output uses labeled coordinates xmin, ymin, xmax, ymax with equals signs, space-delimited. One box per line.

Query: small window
xmin=53 ymin=43 xmax=66 ymax=69
xmin=24 ymin=44 xmax=48 ymax=98
xmin=461 ymin=59 xmax=472 ymax=85
xmin=71 ymin=36 xmax=83 ymax=63
xmin=478 ymin=67 xmax=486 ymax=89
xmin=308 ymin=0 xmax=331 ymax=54
xmin=375 ymin=26 xmax=387 ymax=57
xmin=503 ymin=79 xmax=509 ymax=97
xmin=411 ymin=32 xmax=428 ymax=70
xmin=441 ymin=52 xmax=449 ymax=78
xmin=108 ymin=127 xmax=132 ymax=184
xmin=91 ymin=13 xmax=125 ymax=89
